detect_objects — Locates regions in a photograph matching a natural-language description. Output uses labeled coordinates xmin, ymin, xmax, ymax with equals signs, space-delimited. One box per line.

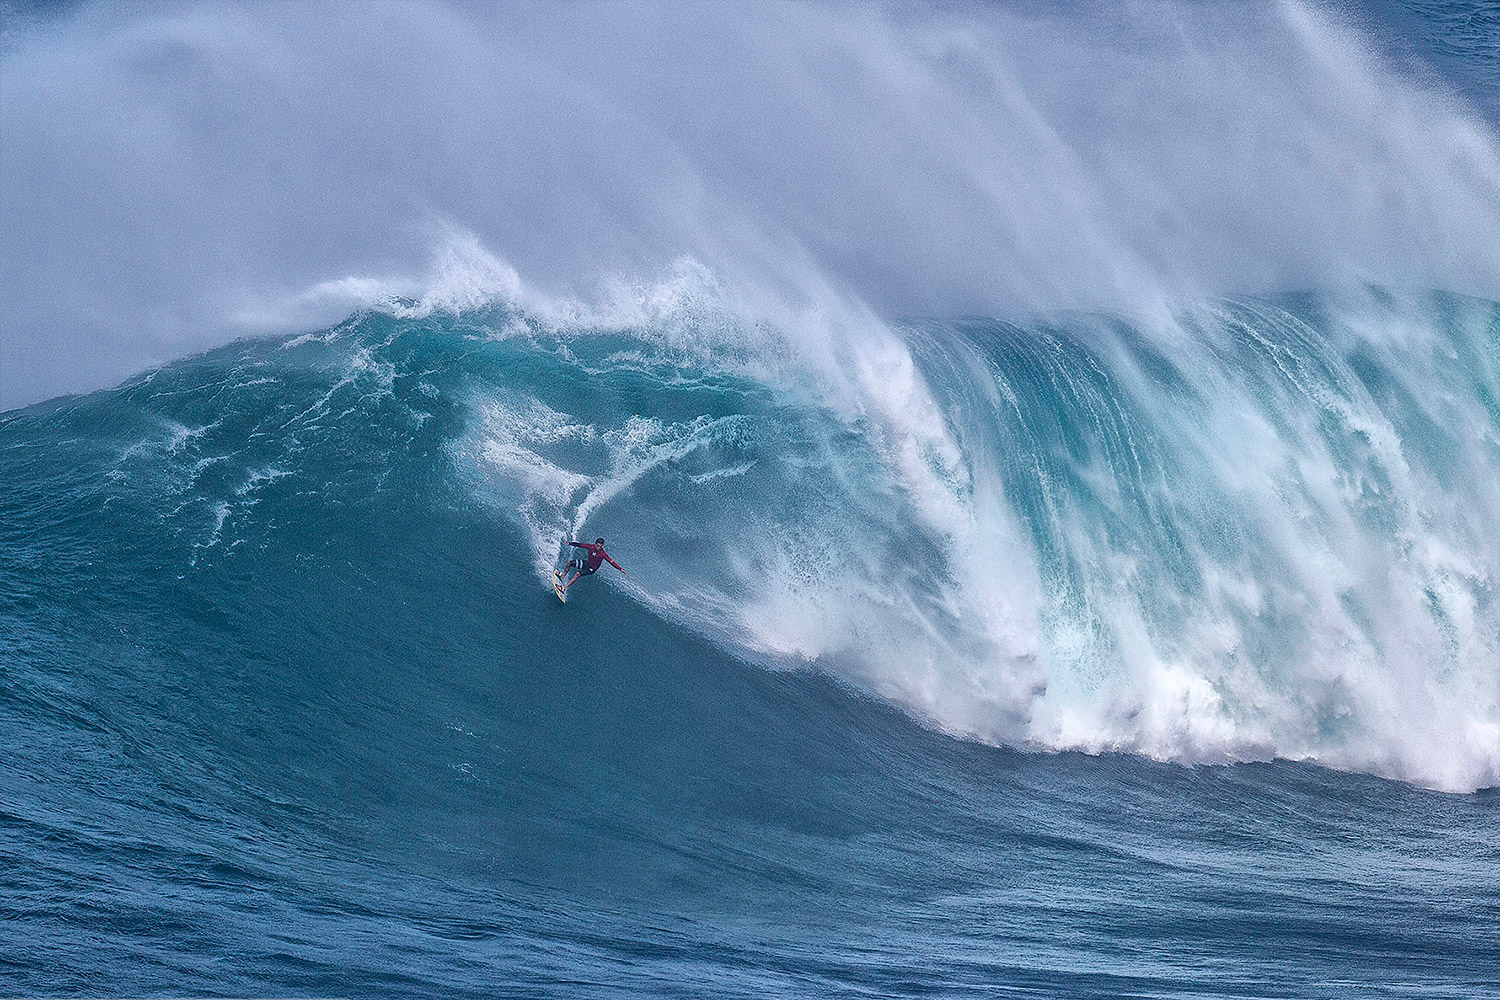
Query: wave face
xmin=422 ymin=290 xmax=1497 ymax=790
xmin=2 ymin=288 xmax=1498 ymax=994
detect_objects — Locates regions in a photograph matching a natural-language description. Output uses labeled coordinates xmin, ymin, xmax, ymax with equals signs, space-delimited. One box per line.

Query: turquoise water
xmin=2 ymin=295 xmax=1497 ymax=996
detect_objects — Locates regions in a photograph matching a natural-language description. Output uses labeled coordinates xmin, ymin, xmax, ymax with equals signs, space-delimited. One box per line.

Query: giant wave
xmin=6 ymin=0 xmax=1500 ymax=994
xmin=9 ymin=278 xmax=1494 ymax=792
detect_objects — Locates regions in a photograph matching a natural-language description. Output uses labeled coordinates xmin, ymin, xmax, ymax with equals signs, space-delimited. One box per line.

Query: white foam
xmin=287 ymin=228 xmax=524 ymax=322
xmin=460 ymin=397 xmax=595 ymax=576
xmin=1004 ymin=297 xmax=1500 ymax=791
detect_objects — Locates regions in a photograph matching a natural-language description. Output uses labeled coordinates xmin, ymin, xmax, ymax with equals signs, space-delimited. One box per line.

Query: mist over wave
xmin=3 ymin=0 xmax=1500 ymax=406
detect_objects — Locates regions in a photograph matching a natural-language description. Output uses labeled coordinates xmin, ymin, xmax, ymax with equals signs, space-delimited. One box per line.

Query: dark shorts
xmin=567 ymin=558 xmax=597 ymax=577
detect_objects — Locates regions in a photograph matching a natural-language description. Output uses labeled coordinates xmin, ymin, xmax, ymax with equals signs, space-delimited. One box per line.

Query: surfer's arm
xmin=566 ymin=540 xmax=587 ymax=548
xmin=604 ymin=555 xmax=624 ymax=573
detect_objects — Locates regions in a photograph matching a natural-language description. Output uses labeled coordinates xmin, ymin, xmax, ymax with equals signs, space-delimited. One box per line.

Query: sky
xmin=2 ymin=0 xmax=1499 ymax=409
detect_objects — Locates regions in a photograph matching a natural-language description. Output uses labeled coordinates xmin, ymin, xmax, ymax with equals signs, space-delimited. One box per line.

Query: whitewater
xmin=2 ymin=0 xmax=1499 ymax=996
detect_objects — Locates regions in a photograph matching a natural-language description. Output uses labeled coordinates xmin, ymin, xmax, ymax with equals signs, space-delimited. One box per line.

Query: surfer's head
xmin=595 ymin=537 xmax=605 ymax=546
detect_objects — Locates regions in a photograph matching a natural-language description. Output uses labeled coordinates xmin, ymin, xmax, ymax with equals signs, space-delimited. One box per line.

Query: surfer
xmin=559 ymin=537 xmax=625 ymax=593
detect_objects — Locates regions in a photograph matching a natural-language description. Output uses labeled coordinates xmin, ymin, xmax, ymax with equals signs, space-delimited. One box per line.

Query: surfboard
xmin=552 ymin=570 xmax=567 ymax=603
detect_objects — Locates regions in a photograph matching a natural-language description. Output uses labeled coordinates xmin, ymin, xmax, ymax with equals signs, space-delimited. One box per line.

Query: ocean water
xmin=2 ymin=290 xmax=1497 ymax=997
xmin=5 ymin=0 xmax=1500 ymax=996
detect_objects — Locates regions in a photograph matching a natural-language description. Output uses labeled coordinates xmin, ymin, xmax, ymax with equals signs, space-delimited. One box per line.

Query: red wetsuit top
xmin=568 ymin=541 xmax=624 ymax=574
